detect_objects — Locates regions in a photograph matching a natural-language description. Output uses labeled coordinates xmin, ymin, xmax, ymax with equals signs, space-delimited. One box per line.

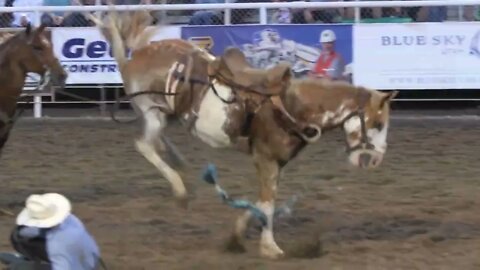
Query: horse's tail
xmin=87 ymin=3 xmax=157 ymax=70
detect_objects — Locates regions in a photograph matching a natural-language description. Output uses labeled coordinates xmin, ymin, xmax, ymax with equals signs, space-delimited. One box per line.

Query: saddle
xmin=207 ymin=47 xmax=291 ymax=96
xmin=210 ymin=47 xmax=322 ymax=143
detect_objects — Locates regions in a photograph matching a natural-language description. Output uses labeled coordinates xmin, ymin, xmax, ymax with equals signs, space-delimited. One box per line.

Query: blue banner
xmin=182 ymin=24 xmax=353 ymax=81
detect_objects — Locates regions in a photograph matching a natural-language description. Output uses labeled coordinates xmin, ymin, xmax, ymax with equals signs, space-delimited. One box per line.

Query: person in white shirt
xmin=11 ymin=0 xmax=43 ymax=27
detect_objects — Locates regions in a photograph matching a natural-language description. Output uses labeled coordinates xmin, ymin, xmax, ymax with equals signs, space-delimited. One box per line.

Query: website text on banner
xmin=52 ymin=26 xmax=181 ymax=85
xmin=182 ymin=25 xmax=353 ymax=83
xmin=354 ymin=22 xmax=480 ymax=90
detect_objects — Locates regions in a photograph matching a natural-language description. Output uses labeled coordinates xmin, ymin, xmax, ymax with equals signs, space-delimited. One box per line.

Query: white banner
xmin=52 ymin=26 xmax=181 ymax=85
xmin=353 ymin=22 xmax=480 ymax=89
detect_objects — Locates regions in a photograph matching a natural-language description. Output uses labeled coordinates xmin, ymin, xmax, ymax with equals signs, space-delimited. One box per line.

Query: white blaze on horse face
xmin=367 ymin=120 xmax=388 ymax=154
xmin=343 ymin=114 xmax=388 ymax=154
xmin=343 ymin=115 xmax=361 ymax=134
xmin=194 ymin=80 xmax=233 ymax=148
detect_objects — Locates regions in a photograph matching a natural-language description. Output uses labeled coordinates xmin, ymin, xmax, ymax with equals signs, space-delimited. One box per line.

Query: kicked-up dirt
xmin=0 ymin=110 xmax=479 ymax=270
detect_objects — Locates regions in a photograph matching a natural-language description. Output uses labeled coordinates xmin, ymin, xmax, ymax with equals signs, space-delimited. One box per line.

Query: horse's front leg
xmin=0 ymin=130 xmax=11 ymax=157
xmin=253 ymin=153 xmax=284 ymax=259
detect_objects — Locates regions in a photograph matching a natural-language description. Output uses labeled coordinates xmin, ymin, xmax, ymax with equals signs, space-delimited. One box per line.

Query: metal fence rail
xmin=3 ymin=0 xmax=480 ymax=118
xmin=1 ymin=0 xmax=480 ymax=27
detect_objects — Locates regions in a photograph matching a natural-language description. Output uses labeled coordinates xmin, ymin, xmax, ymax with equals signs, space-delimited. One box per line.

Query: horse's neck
xmin=0 ymin=53 xmax=27 ymax=92
xmin=0 ymin=58 xmax=25 ymax=82
xmin=283 ymin=82 xmax=360 ymax=129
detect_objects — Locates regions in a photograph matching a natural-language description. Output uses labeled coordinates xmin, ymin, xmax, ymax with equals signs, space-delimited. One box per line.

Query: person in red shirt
xmin=309 ymin=29 xmax=345 ymax=81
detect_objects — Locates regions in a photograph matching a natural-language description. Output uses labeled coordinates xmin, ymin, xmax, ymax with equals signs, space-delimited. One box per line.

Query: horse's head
xmin=286 ymin=79 xmax=397 ymax=170
xmin=342 ymin=88 xmax=398 ymax=169
xmin=19 ymin=23 xmax=67 ymax=89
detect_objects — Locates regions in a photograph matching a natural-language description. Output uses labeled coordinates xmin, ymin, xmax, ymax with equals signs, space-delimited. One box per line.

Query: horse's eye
xmin=32 ymin=45 xmax=43 ymax=51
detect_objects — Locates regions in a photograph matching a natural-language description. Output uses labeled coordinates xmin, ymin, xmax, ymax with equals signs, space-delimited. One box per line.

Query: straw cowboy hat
xmin=16 ymin=193 xmax=72 ymax=228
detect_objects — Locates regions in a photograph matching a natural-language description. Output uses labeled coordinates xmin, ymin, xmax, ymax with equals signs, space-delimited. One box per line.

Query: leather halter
xmin=342 ymin=110 xmax=375 ymax=154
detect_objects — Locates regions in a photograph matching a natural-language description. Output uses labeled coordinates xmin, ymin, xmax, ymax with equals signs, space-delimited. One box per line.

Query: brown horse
xmin=0 ymin=24 xmax=67 ymax=155
xmin=92 ymin=10 xmax=398 ymax=259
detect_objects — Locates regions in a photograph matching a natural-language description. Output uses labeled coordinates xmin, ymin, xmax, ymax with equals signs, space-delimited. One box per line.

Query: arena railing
xmin=1 ymin=0 xmax=480 ymax=118
xmin=1 ymin=1 xmax=480 ymax=25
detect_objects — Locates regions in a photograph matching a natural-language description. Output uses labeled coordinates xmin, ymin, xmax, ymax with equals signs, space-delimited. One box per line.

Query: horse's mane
xmin=289 ymin=77 xmax=369 ymax=97
xmin=0 ymin=31 xmax=21 ymax=46
xmin=0 ymin=31 xmax=26 ymax=68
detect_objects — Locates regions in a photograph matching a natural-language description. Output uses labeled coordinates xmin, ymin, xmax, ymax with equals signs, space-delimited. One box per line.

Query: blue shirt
xmin=46 ymin=215 xmax=100 ymax=270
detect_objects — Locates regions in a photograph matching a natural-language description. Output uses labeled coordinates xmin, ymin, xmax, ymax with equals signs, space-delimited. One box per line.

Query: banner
xmin=52 ymin=26 xmax=181 ymax=84
xmin=182 ymin=25 xmax=353 ymax=82
xmin=354 ymin=22 xmax=480 ymax=89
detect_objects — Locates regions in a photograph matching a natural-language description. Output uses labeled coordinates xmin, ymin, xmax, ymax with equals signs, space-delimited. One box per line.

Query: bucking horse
xmin=90 ymin=9 xmax=398 ymax=259
xmin=0 ymin=24 xmax=67 ymax=157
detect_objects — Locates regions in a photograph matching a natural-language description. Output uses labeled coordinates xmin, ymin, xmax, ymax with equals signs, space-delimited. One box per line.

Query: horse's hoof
xmin=260 ymin=243 xmax=285 ymax=259
xmin=224 ymin=234 xmax=246 ymax=253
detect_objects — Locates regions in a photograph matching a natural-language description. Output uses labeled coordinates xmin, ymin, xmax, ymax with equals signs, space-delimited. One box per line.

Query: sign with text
xmin=52 ymin=26 xmax=181 ymax=84
xmin=354 ymin=22 xmax=480 ymax=89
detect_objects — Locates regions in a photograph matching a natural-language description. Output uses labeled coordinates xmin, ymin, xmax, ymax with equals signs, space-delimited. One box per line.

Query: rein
xmin=108 ymin=68 xmax=277 ymax=123
xmin=342 ymin=110 xmax=375 ymax=154
xmin=0 ymin=66 xmax=52 ymax=127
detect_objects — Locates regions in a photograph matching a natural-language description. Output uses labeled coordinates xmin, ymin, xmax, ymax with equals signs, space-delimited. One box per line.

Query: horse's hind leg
xmin=134 ymin=108 xmax=188 ymax=207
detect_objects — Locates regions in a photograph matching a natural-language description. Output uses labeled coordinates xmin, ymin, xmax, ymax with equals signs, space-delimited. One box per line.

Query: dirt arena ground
xmin=0 ymin=109 xmax=479 ymax=270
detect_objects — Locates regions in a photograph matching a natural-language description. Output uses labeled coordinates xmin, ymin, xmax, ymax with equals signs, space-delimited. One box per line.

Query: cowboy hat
xmin=16 ymin=193 xmax=71 ymax=228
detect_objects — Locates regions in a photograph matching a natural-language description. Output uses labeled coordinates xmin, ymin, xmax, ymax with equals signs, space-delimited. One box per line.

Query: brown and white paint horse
xmin=91 ymin=10 xmax=398 ymax=259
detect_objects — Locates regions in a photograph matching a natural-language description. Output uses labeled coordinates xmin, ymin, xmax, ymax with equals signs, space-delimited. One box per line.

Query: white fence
xmin=2 ymin=0 xmax=480 ymax=25
xmin=3 ymin=0 xmax=480 ymax=118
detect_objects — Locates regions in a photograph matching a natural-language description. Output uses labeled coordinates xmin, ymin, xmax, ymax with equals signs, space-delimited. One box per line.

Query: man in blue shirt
xmin=0 ymin=193 xmax=102 ymax=270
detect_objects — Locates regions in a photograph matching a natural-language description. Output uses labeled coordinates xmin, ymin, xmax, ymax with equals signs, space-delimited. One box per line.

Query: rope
xmin=201 ymin=163 xmax=299 ymax=228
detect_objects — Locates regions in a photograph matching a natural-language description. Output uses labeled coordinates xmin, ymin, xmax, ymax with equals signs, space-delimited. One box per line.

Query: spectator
xmin=231 ymin=0 xmax=264 ymax=24
xmin=116 ymin=0 xmax=143 ymax=3
xmin=270 ymin=0 xmax=291 ymax=24
xmin=309 ymin=29 xmax=345 ymax=81
xmin=189 ymin=10 xmax=223 ymax=25
xmin=461 ymin=5 xmax=477 ymax=21
xmin=11 ymin=0 xmax=43 ymax=27
xmin=291 ymin=0 xmax=343 ymax=24
xmin=0 ymin=0 xmax=14 ymax=28
xmin=406 ymin=6 xmax=446 ymax=22
xmin=60 ymin=0 xmax=95 ymax=27
xmin=342 ymin=0 xmax=401 ymax=20
xmin=41 ymin=0 xmax=71 ymax=27
xmin=189 ymin=0 xmax=224 ymax=25
xmin=0 ymin=193 xmax=102 ymax=270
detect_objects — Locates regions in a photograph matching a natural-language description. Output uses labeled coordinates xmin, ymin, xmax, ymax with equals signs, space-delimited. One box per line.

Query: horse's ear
xmin=25 ymin=23 xmax=32 ymax=36
xmin=35 ymin=23 xmax=47 ymax=34
xmin=380 ymin=90 xmax=398 ymax=108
